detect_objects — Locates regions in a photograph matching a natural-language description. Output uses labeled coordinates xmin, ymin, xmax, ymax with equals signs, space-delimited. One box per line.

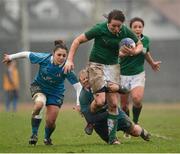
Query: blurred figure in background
xmin=3 ymin=61 xmax=19 ymax=112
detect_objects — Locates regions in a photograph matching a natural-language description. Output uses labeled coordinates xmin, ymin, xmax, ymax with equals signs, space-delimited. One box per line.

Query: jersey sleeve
xmin=146 ymin=37 xmax=150 ymax=52
xmin=73 ymin=82 xmax=82 ymax=106
xmin=29 ymin=52 xmax=51 ymax=64
xmin=84 ymin=24 xmax=102 ymax=40
xmin=66 ymin=71 xmax=79 ymax=85
xmin=66 ymin=71 xmax=82 ymax=106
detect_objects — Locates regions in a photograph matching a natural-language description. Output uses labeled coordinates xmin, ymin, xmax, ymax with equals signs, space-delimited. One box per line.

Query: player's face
xmin=80 ymin=73 xmax=90 ymax=89
xmin=108 ymin=19 xmax=123 ymax=34
xmin=53 ymin=48 xmax=67 ymax=65
xmin=131 ymin=21 xmax=144 ymax=38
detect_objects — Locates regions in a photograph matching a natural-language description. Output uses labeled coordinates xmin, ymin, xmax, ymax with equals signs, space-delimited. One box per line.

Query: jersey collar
xmin=140 ymin=34 xmax=144 ymax=40
xmin=50 ymin=55 xmax=65 ymax=67
xmin=106 ymin=23 xmax=122 ymax=36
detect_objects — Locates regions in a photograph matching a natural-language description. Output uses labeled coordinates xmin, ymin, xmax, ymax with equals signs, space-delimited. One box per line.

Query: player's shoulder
xmin=93 ymin=21 xmax=107 ymax=31
xmin=121 ymin=24 xmax=130 ymax=31
xmin=121 ymin=24 xmax=134 ymax=35
xmin=29 ymin=52 xmax=51 ymax=62
xmin=30 ymin=52 xmax=51 ymax=57
xmin=96 ymin=21 xmax=107 ymax=27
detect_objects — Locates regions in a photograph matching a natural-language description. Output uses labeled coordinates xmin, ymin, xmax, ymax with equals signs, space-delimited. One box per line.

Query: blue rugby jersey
xmin=29 ymin=52 xmax=78 ymax=97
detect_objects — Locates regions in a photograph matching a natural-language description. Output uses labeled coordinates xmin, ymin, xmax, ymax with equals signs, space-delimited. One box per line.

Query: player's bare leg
xmin=29 ymin=93 xmax=46 ymax=145
xmin=44 ymin=105 xmax=59 ymax=145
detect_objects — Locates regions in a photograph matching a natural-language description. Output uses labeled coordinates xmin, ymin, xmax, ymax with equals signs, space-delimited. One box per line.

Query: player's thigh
xmin=94 ymin=92 xmax=106 ymax=106
xmin=104 ymin=64 xmax=120 ymax=84
xmin=131 ymin=86 xmax=144 ymax=103
xmin=120 ymin=94 xmax=129 ymax=108
xmin=88 ymin=62 xmax=105 ymax=93
xmin=106 ymin=92 xmax=119 ymax=107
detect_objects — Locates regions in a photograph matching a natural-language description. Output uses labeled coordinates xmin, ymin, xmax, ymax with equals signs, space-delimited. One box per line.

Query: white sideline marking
xmin=150 ymin=133 xmax=172 ymax=140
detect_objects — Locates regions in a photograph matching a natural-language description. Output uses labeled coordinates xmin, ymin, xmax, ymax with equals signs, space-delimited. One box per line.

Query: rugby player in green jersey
xmin=119 ymin=17 xmax=161 ymax=131
xmin=78 ymin=69 xmax=150 ymax=144
xmin=64 ymin=10 xmax=143 ymax=144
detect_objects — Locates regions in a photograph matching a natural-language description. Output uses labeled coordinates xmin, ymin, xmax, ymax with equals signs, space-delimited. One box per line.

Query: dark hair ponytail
xmin=53 ymin=39 xmax=68 ymax=53
xmin=105 ymin=9 xmax=125 ymax=23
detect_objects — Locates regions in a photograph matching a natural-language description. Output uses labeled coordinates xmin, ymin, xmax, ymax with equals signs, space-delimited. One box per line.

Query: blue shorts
xmin=45 ymin=93 xmax=64 ymax=108
xmin=30 ymin=82 xmax=64 ymax=108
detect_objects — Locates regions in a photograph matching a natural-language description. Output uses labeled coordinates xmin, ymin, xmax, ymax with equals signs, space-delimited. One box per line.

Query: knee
xmin=33 ymin=93 xmax=46 ymax=106
xmin=46 ymin=119 xmax=56 ymax=127
xmin=32 ymin=102 xmax=45 ymax=117
xmin=132 ymin=95 xmax=142 ymax=106
xmin=32 ymin=93 xmax=46 ymax=117
xmin=96 ymin=101 xmax=105 ymax=108
xmin=108 ymin=103 xmax=118 ymax=113
xmin=94 ymin=94 xmax=105 ymax=107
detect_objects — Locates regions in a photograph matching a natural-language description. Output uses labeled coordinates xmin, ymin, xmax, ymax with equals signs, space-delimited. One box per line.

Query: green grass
xmin=0 ymin=103 xmax=180 ymax=153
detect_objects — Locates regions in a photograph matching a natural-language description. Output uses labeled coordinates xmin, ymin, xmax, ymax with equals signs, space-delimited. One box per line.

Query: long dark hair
xmin=53 ymin=40 xmax=68 ymax=53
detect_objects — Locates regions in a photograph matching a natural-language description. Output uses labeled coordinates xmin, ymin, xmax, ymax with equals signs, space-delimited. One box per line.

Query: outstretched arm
xmin=66 ymin=71 xmax=82 ymax=110
xmin=63 ymin=34 xmax=88 ymax=74
xmin=73 ymin=82 xmax=82 ymax=107
xmin=2 ymin=51 xmax=30 ymax=64
xmin=145 ymin=52 xmax=161 ymax=71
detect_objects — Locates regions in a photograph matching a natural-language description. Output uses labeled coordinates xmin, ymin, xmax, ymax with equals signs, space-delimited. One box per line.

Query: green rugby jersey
xmin=120 ymin=34 xmax=150 ymax=75
xmin=79 ymin=88 xmax=94 ymax=113
xmin=85 ymin=22 xmax=138 ymax=65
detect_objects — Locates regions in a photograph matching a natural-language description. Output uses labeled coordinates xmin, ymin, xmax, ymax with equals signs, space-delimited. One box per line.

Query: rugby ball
xmin=119 ymin=38 xmax=136 ymax=48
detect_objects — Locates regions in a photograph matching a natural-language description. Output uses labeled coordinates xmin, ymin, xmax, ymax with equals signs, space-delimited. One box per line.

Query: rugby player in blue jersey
xmin=2 ymin=40 xmax=82 ymax=146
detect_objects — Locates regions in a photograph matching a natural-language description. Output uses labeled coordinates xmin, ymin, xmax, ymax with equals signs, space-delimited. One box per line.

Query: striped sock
xmin=107 ymin=114 xmax=118 ymax=144
xmin=31 ymin=118 xmax=42 ymax=135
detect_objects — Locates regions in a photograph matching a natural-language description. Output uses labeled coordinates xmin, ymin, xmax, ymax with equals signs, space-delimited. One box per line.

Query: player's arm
xmin=64 ymin=34 xmax=88 ymax=74
xmin=119 ymin=40 xmax=143 ymax=57
xmin=2 ymin=51 xmax=30 ymax=64
xmin=107 ymin=82 xmax=129 ymax=94
xmin=73 ymin=82 xmax=82 ymax=108
xmin=66 ymin=71 xmax=82 ymax=107
xmin=120 ymin=27 xmax=143 ymax=56
xmin=145 ymin=52 xmax=161 ymax=71
xmin=64 ymin=24 xmax=101 ymax=73
xmin=133 ymin=40 xmax=143 ymax=55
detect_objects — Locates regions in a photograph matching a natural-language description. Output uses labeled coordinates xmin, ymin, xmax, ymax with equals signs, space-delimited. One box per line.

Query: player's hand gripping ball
xmin=119 ymin=38 xmax=135 ymax=48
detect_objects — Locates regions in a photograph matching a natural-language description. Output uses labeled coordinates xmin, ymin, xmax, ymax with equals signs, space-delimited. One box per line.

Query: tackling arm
xmin=3 ymin=51 xmax=31 ymax=64
xmin=73 ymin=82 xmax=82 ymax=106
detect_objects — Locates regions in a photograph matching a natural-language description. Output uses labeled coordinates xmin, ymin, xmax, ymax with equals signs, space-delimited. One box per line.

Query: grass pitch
xmin=0 ymin=103 xmax=180 ymax=153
